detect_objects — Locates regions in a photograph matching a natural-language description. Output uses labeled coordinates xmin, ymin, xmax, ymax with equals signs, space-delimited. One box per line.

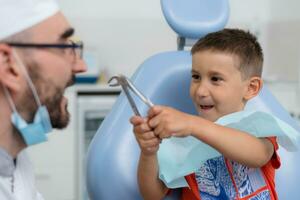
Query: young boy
xmin=130 ymin=28 xmax=280 ymax=200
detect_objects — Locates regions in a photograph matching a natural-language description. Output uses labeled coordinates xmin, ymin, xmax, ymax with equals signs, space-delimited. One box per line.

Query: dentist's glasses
xmin=7 ymin=40 xmax=84 ymax=62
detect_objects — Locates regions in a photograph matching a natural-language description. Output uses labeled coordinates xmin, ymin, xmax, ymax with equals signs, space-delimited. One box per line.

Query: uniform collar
xmin=0 ymin=147 xmax=15 ymax=177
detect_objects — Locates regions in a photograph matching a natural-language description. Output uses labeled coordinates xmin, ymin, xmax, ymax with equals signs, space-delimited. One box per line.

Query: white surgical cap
xmin=0 ymin=0 xmax=59 ymax=40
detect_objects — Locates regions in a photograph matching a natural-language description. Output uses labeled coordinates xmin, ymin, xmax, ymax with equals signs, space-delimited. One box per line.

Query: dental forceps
xmin=108 ymin=74 xmax=154 ymax=116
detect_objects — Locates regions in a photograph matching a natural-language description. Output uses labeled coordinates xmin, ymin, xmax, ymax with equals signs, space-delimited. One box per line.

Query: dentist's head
xmin=0 ymin=0 xmax=87 ymax=156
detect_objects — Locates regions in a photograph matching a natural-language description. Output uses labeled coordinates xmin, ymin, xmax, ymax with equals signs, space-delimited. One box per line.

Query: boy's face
xmin=190 ymin=50 xmax=250 ymax=122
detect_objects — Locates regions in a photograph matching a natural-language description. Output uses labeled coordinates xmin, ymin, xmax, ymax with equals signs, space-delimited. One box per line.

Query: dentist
xmin=0 ymin=0 xmax=87 ymax=199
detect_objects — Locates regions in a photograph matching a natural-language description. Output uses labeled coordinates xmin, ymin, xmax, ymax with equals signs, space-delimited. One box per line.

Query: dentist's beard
xmin=25 ymin=62 xmax=73 ymax=129
xmin=45 ymin=84 xmax=70 ymax=129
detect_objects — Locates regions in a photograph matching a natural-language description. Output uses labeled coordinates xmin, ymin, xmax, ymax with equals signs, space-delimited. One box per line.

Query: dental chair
xmin=86 ymin=0 xmax=300 ymax=199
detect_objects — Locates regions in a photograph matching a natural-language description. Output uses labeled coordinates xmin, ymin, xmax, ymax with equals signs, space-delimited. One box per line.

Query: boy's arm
xmin=189 ymin=116 xmax=275 ymax=168
xmin=138 ymin=154 xmax=169 ymax=200
xmin=148 ymin=106 xmax=275 ymax=168
xmin=130 ymin=116 xmax=169 ymax=200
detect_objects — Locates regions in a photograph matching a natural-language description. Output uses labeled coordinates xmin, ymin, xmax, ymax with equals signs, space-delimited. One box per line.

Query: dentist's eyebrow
xmin=59 ymin=28 xmax=75 ymax=39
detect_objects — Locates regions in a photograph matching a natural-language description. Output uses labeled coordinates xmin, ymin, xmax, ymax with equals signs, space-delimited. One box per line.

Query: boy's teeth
xmin=201 ymin=105 xmax=213 ymax=109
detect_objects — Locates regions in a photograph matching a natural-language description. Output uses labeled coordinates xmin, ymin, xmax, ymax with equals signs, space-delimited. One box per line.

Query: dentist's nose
xmin=72 ymin=58 xmax=87 ymax=74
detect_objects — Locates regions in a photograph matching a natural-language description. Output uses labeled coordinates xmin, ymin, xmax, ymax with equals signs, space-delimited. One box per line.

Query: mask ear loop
xmin=12 ymin=49 xmax=42 ymax=108
xmin=2 ymin=84 xmax=18 ymax=113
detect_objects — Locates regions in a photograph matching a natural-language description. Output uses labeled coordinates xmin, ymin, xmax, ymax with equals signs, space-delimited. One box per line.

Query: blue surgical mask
xmin=2 ymin=50 xmax=52 ymax=146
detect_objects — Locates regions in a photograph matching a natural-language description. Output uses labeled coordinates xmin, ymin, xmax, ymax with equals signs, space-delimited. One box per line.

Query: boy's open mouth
xmin=200 ymin=105 xmax=214 ymax=110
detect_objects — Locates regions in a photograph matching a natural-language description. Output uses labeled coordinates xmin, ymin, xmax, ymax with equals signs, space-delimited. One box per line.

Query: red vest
xmin=180 ymin=137 xmax=280 ymax=200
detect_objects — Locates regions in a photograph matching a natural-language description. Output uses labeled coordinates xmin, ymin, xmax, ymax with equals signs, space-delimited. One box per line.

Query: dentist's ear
xmin=244 ymin=76 xmax=263 ymax=101
xmin=0 ymin=44 xmax=22 ymax=93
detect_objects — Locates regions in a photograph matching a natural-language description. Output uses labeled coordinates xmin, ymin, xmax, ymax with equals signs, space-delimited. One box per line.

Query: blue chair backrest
xmin=275 ymin=148 xmax=300 ymax=199
xmin=86 ymin=51 xmax=195 ymax=200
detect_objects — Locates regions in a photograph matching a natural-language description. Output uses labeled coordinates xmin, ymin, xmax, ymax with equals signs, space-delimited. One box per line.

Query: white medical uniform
xmin=0 ymin=148 xmax=44 ymax=200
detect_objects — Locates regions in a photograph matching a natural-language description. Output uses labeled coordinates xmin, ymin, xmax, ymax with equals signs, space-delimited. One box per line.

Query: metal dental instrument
xmin=108 ymin=74 xmax=154 ymax=116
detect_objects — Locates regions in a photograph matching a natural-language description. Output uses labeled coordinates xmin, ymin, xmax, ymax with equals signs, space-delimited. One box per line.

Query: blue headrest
xmin=161 ymin=0 xmax=230 ymax=39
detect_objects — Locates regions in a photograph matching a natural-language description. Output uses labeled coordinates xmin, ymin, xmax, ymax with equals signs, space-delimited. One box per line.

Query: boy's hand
xmin=130 ymin=116 xmax=161 ymax=156
xmin=148 ymin=106 xmax=193 ymax=139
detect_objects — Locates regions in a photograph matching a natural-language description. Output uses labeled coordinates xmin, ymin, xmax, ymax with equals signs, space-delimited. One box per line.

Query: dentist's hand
xmin=148 ymin=106 xmax=193 ymax=139
xmin=130 ymin=116 xmax=161 ymax=156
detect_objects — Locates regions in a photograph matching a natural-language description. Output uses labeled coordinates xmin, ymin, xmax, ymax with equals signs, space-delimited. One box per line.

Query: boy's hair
xmin=191 ymin=28 xmax=263 ymax=79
